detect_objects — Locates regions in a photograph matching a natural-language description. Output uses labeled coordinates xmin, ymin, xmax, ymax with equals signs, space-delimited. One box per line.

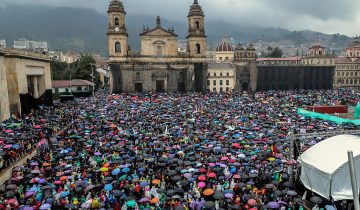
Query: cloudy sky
xmin=1 ymin=0 xmax=359 ymax=36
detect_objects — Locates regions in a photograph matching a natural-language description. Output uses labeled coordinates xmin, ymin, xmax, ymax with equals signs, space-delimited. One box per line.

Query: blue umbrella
xmin=105 ymin=184 xmax=113 ymax=191
xmin=39 ymin=204 xmax=51 ymax=210
xmin=139 ymin=181 xmax=148 ymax=187
xmin=122 ymin=168 xmax=130 ymax=173
xmin=60 ymin=191 xmax=70 ymax=198
xmin=112 ymin=168 xmax=120 ymax=175
xmin=137 ymin=167 xmax=146 ymax=172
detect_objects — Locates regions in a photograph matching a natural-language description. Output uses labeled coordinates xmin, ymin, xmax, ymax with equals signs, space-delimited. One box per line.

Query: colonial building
xmin=207 ymin=63 xmax=235 ymax=92
xmin=107 ymin=0 xmax=208 ymax=93
xmin=334 ymin=38 xmax=360 ymax=88
xmin=52 ymin=79 xmax=95 ymax=97
xmin=0 ymin=48 xmax=53 ymax=121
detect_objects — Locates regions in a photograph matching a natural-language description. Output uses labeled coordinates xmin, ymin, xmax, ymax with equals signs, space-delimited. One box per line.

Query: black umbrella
xmin=5 ymin=191 xmax=15 ymax=198
xmin=214 ymin=193 xmax=224 ymax=199
xmin=205 ymin=201 xmax=215 ymax=209
xmin=310 ymin=196 xmax=323 ymax=204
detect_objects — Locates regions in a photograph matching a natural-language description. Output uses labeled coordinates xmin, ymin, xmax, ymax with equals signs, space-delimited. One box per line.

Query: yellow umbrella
xmin=99 ymin=167 xmax=109 ymax=172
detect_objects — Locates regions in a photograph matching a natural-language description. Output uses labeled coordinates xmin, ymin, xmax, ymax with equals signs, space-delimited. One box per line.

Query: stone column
xmin=33 ymin=76 xmax=39 ymax=98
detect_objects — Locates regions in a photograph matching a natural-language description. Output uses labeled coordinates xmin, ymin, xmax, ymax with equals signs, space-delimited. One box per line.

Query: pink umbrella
xmin=3 ymin=144 xmax=12 ymax=149
xmin=33 ymin=125 xmax=41 ymax=129
xmin=197 ymin=182 xmax=206 ymax=188
xmin=4 ymin=130 xmax=13 ymax=133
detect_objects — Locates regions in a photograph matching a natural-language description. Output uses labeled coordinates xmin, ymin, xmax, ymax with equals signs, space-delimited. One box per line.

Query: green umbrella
xmin=126 ymin=200 xmax=136 ymax=207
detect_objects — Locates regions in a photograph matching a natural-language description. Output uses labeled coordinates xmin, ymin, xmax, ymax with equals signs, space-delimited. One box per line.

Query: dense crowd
xmin=0 ymin=89 xmax=359 ymax=210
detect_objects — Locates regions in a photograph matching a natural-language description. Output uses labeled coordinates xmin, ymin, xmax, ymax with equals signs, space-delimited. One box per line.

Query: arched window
xmin=115 ymin=42 xmax=121 ymax=53
xmin=156 ymin=46 xmax=162 ymax=55
xmin=195 ymin=44 xmax=201 ymax=54
xmin=195 ymin=21 xmax=200 ymax=29
xmin=115 ymin=18 xmax=119 ymax=26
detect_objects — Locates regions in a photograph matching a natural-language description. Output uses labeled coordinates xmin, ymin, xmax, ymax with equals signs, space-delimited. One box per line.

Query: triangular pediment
xmin=140 ymin=27 xmax=177 ymax=37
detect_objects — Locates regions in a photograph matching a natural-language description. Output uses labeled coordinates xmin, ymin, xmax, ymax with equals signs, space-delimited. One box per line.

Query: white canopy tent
xmin=298 ymin=135 xmax=360 ymax=201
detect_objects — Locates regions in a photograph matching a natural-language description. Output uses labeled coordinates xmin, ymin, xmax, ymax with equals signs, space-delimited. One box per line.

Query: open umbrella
xmin=203 ymin=189 xmax=214 ymax=196
xmin=267 ymin=201 xmax=280 ymax=209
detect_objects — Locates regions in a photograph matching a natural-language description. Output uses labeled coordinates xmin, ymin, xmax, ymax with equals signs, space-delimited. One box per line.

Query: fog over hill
xmin=0 ymin=5 xmax=353 ymax=56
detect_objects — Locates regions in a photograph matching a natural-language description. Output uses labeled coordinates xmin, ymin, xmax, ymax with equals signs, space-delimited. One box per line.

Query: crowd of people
xmin=0 ymin=89 xmax=359 ymax=210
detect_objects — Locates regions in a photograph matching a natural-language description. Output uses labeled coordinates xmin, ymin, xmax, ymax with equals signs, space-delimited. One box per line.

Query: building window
xmin=342 ymin=72 xmax=345 ymax=76
xmin=220 ymin=73 xmax=223 ymax=77
xmin=115 ymin=18 xmax=119 ymax=26
xmin=207 ymin=73 xmax=210 ymax=77
xmin=213 ymin=88 xmax=216 ymax=92
xmin=214 ymin=73 xmax=216 ymax=77
xmin=219 ymin=57 xmax=222 ymax=60
xmin=65 ymin=88 xmax=69 ymax=93
xmin=355 ymin=72 xmax=358 ymax=77
xmin=225 ymin=57 xmax=229 ymax=60
xmin=351 ymin=72 xmax=353 ymax=76
xmin=195 ymin=21 xmax=200 ymax=29
xmin=213 ymin=80 xmax=216 ymax=86
xmin=219 ymin=87 xmax=223 ymax=92
xmin=77 ymin=87 xmax=82 ymax=91
xmin=115 ymin=42 xmax=121 ymax=53
xmin=226 ymin=87 xmax=229 ymax=91
xmin=156 ymin=46 xmax=162 ymax=55
xmin=337 ymin=72 xmax=340 ymax=76
xmin=195 ymin=44 xmax=201 ymax=54
xmin=207 ymin=80 xmax=210 ymax=86
xmin=136 ymin=72 xmax=141 ymax=81
xmin=350 ymin=79 xmax=353 ymax=84
xmin=346 ymin=79 xmax=349 ymax=84
xmin=226 ymin=72 xmax=229 ymax=77
xmin=220 ymin=80 xmax=223 ymax=86
xmin=226 ymin=80 xmax=229 ymax=86
xmin=346 ymin=72 xmax=349 ymax=76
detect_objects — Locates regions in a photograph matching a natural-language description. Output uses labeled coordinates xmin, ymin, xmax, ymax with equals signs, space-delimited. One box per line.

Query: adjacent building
xmin=13 ymin=39 xmax=48 ymax=53
xmin=334 ymin=38 xmax=360 ymax=88
xmin=207 ymin=63 xmax=235 ymax=92
xmin=0 ymin=40 xmax=6 ymax=48
xmin=0 ymin=48 xmax=53 ymax=121
xmin=52 ymin=80 xmax=95 ymax=97
xmin=108 ymin=0 xmax=208 ymax=93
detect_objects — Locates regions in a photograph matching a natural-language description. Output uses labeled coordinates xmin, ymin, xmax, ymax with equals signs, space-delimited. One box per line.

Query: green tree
xmin=50 ymin=60 xmax=68 ymax=80
xmin=269 ymin=47 xmax=283 ymax=58
xmin=72 ymin=55 xmax=101 ymax=87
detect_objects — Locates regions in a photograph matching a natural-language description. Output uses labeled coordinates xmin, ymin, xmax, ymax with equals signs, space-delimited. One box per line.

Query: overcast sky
xmin=1 ymin=0 xmax=359 ymax=36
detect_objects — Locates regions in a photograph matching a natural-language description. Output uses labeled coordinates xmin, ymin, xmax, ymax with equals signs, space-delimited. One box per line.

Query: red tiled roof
xmin=52 ymin=80 xmax=94 ymax=88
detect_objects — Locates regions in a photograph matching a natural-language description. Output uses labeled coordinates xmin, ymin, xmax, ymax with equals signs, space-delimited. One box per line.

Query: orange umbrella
xmin=150 ymin=197 xmax=159 ymax=204
xmin=59 ymin=176 xmax=67 ymax=181
xmin=203 ymin=189 xmax=214 ymax=196
xmin=152 ymin=179 xmax=160 ymax=185
xmin=102 ymin=163 xmax=110 ymax=168
xmin=110 ymin=124 xmax=117 ymax=128
xmin=42 ymin=163 xmax=50 ymax=167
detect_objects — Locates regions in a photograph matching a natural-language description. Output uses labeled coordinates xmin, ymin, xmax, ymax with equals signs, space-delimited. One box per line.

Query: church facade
xmin=107 ymin=0 xmax=208 ymax=93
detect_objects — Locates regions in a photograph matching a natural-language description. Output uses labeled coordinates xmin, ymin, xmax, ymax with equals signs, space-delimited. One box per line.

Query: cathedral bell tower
xmin=107 ymin=0 xmax=128 ymax=57
xmin=187 ymin=0 xmax=207 ymax=57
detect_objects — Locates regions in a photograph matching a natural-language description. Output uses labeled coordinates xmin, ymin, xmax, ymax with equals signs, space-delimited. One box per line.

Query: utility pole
xmin=348 ymin=150 xmax=360 ymax=210
xmin=90 ymin=64 xmax=95 ymax=96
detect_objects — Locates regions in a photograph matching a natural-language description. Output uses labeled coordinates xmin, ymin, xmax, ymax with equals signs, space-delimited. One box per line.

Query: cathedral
xmin=107 ymin=0 xmax=208 ymax=93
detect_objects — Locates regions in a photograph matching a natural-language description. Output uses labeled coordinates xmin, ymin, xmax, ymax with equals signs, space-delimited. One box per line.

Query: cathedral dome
xmin=216 ymin=36 xmax=233 ymax=52
xmin=108 ymin=0 xmax=125 ymax=13
xmin=188 ymin=0 xmax=204 ymax=17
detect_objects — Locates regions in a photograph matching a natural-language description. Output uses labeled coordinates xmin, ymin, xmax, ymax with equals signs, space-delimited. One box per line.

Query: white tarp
xmin=298 ymin=135 xmax=360 ymax=201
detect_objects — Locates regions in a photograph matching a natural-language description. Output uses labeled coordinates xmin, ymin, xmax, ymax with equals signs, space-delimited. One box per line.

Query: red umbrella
xmin=198 ymin=175 xmax=206 ymax=181
xmin=232 ymin=143 xmax=241 ymax=148
xmin=33 ymin=125 xmax=41 ymax=129
xmin=208 ymin=173 xmax=216 ymax=178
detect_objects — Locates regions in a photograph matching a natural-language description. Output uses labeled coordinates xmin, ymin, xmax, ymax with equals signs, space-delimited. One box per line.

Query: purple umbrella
xmin=23 ymin=207 xmax=34 ymax=210
xmin=30 ymin=162 xmax=39 ymax=166
xmin=25 ymin=191 xmax=35 ymax=197
xmin=94 ymin=152 xmax=101 ymax=156
xmin=268 ymin=201 xmax=280 ymax=209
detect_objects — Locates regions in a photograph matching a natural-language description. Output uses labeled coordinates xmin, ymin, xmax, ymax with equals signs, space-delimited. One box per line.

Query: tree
xmin=72 ymin=55 xmax=101 ymax=87
xmin=269 ymin=47 xmax=283 ymax=58
xmin=50 ymin=60 xmax=68 ymax=80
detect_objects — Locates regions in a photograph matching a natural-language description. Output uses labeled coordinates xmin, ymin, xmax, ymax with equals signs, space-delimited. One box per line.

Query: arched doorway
xmin=242 ymin=82 xmax=249 ymax=91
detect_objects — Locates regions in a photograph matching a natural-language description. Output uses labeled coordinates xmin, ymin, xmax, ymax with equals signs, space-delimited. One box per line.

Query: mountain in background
xmin=0 ymin=5 xmax=353 ymax=56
